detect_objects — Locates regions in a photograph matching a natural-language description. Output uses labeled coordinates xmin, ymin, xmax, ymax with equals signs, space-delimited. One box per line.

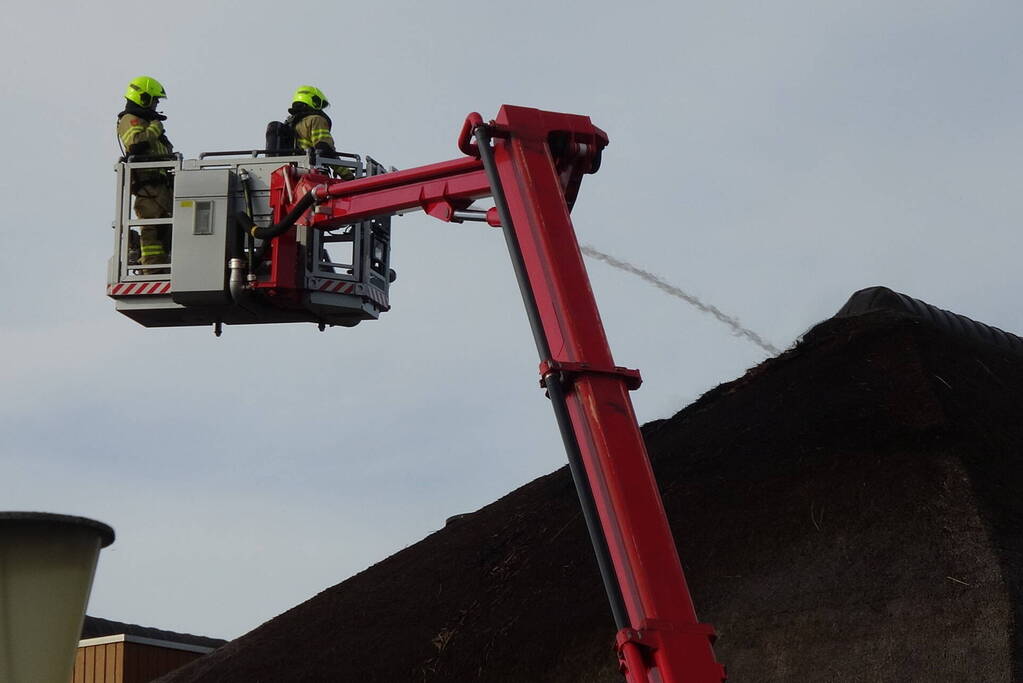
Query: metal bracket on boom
xmin=616 ymin=621 xmax=725 ymax=680
xmin=538 ymin=359 xmax=643 ymax=391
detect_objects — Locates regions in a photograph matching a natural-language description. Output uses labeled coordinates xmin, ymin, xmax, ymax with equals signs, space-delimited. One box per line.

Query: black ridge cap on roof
xmin=81 ymin=616 xmax=227 ymax=650
xmin=642 ymin=285 xmax=1023 ymax=448
xmin=837 ymin=286 xmax=1023 ymax=358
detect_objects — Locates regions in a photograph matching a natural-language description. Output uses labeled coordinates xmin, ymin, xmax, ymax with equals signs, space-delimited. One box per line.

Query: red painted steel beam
xmin=299 ymin=156 xmax=493 ymax=228
xmin=256 ymin=169 xmax=301 ymax=294
xmin=485 ymin=105 xmax=724 ymax=682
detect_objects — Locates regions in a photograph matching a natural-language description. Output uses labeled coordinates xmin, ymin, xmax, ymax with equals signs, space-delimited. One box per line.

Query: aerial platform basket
xmin=107 ymin=150 xmax=394 ymax=332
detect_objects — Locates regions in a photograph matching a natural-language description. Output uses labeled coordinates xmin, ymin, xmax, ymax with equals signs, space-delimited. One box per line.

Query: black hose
xmin=231 ymin=213 xmax=269 ymax=275
xmin=240 ymin=172 xmax=256 ymax=275
xmin=234 ymin=212 xmax=256 ymax=240
xmin=240 ymin=191 xmax=317 ymax=241
xmin=228 ymin=212 xmax=243 ymax=260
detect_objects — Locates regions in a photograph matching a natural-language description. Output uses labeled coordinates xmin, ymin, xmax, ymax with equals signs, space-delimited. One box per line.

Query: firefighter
xmin=285 ymin=85 xmax=354 ymax=180
xmin=116 ymin=76 xmax=174 ymax=271
xmin=287 ymin=85 xmax=335 ymax=152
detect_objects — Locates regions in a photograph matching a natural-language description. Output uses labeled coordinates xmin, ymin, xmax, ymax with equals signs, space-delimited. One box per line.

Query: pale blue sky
xmin=1 ymin=0 xmax=1021 ymax=639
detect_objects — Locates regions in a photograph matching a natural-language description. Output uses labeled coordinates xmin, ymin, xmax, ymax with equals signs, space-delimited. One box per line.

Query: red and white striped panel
xmin=310 ymin=278 xmax=389 ymax=310
xmin=107 ymin=281 xmax=171 ymax=296
xmin=316 ymin=279 xmax=356 ymax=294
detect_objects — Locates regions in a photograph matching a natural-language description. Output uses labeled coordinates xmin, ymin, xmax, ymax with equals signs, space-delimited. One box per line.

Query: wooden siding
xmin=73 ymin=642 xmax=122 ymax=683
xmin=72 ymin=641 xmax=205 ymax=683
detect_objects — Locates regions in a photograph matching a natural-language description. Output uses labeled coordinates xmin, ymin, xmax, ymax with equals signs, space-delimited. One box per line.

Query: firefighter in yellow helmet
xmin=116 ymin=76 xmax=174 ymax=272
xmin=287 ymin=85 xmax=335 ymax=152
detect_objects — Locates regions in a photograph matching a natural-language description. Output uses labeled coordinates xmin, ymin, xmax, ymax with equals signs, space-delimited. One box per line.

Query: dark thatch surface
xmin=157 ymin=292 xmax=1023 ymax=682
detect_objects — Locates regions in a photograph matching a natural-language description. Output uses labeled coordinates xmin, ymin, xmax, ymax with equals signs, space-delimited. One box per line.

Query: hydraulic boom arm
xmin=267 ymin=105 xmax=726 ymax=683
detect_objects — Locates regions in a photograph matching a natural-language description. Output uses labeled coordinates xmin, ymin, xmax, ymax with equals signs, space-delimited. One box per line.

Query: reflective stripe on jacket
xmin=117 ymin=114 xmax=173 ymax=156
xmin=293 ymin=113 xmax=334 ymax=151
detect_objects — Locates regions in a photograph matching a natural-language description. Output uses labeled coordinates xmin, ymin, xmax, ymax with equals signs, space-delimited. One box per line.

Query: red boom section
xmin=270 ymin=106 xmax=725 ymax=682
xmin=487 ymin=106 xmax=724 ymax=683
xmin=297 ymin=156 xmax=492 ymax=227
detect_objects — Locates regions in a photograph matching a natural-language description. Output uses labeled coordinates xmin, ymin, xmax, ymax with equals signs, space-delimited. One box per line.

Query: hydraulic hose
xmin=228 ymin=210 xmax=244 ymax=261
xmin=238 ymin=189 xmax=318 ymax=241
xmin=239 ymin=170 xmax=256 ymax=275
xmin=229 ymin=213 xmax=263 ymax=283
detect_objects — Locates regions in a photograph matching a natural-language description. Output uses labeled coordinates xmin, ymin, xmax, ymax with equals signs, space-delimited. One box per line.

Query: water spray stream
xmin=581 ymin=245 xmax=781 ymax=356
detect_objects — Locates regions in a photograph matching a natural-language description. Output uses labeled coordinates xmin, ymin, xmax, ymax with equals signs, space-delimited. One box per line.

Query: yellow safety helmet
xmin=125 ymin=76 xmax=167 ymax=107
xmin=292 ymin=85 xmax=329 ymax=110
